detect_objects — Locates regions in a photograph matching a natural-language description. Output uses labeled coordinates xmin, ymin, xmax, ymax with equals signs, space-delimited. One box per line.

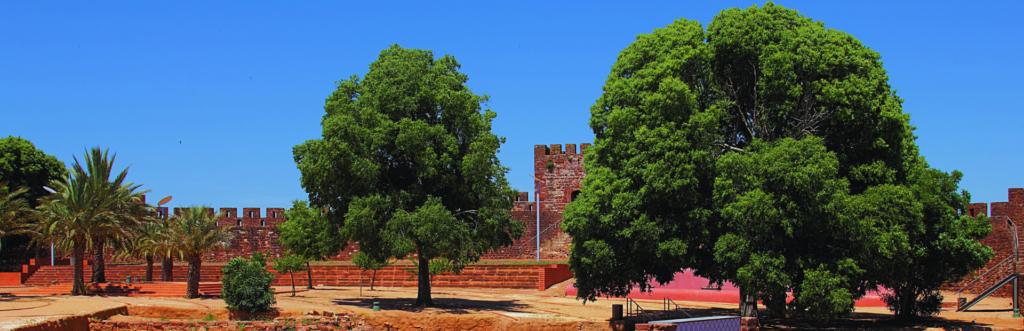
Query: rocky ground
xmin=0 ymin=282 xmax=1020 ymax=330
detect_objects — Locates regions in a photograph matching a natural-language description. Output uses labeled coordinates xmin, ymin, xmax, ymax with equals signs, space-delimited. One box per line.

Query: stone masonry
xmin=90 ymin=143 xmax=590 ymax=265
xmin=945 ymin=188 xmax=1024 ymax=298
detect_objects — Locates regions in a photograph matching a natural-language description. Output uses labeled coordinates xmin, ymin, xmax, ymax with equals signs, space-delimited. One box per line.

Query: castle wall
xmin=945 ymin=189 xmax=1024 ymax=298
xmin=78 ymin=143 xmax=590 ymax=268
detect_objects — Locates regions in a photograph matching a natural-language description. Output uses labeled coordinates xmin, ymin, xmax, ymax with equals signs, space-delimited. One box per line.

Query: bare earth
xmin=0 ymin=281 xmax=1021 ymax=330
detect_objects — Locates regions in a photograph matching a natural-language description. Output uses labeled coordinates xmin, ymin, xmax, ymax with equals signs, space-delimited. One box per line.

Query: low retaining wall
xmin=12 ymin=305 xmax=127 ymax=331
xmin=88 ymin=315 xmax=358 ymax=331
xmin=25 ymin=264 xmax=573 ymax=291
xmin=0 ymin=272 xmax=21 ymax=286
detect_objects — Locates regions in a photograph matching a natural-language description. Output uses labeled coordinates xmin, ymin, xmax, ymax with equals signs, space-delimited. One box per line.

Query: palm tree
xmin=114 ymin=218 xmax=163 ymax=281
xmin=0 ymin=183 xmax=34 ymax=251
xmin=79 ymin=149 xmax=147 ymax=283
xmin=35 ymin=147 xmax=145 ymax=294
xmin=167 ymin=206 xmax=233 ymax=298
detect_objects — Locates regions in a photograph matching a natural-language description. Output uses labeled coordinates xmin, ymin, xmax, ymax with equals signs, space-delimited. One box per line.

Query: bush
xmin=221 ymin=252 xmax=276 ymax=313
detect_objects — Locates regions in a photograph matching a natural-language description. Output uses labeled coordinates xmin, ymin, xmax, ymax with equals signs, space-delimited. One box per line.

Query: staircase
xmin=24 ymin=265 xmax=90 ymax=286
xmin=957 ymin=216 xmax=1019 ymax=312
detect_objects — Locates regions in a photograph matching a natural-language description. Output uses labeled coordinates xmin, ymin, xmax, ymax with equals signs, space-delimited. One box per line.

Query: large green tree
xmin=0 ymin=137 xmax=67 ymax=263
xmin=563 ymin=2 xmax=989 ymax=319
xmin=0 ymin=136 xmax=67 ymax=206
xmin=278 ymin=200 xmax=344 ymax=289
xmin=294 ymin=45 xmax=523 ymax=307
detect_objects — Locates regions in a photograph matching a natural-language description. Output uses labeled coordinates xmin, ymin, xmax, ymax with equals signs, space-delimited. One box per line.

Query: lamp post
xmin=529 ymin=174 xmax=544 ymax=262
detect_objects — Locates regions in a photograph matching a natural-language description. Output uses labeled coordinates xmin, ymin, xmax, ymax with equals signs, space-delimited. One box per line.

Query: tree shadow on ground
xmin=760 ymin=311 xmax=994 ymax=330
xmin=331 ymin=297 xmax=531 ymax=315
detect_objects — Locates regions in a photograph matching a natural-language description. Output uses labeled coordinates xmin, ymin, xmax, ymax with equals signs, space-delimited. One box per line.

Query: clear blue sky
xmin=2 ymin=1 xmax=1021 ymax=210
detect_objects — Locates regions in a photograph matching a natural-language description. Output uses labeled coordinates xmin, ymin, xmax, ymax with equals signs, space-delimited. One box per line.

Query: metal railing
xmin=663 ymin=297 xmax=693 ymax=318
xmin=956 ymin=255 xmax=1015 ymax=296
xmin=956 ymin=216 xmax=1018 ymax=297
xmin=626 ymin=297 xmax=652 ymax=322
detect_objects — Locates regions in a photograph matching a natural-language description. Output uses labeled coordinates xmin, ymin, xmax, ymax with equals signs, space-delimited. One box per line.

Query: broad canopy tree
xmin=0 ymin=136 xmax=67 ymax=259
xmin=0 ymin=136 xmax=67 ymax=206
xmin=294 ymin=45 xmax=524 ymax=307
xmin=563 ymin=2 xmax=991 ymax=319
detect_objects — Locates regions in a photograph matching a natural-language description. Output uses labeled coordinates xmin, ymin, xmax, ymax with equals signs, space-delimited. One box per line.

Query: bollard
xmin=611 ymin=304 xmax=623 ymax=320
xmin=373 ymin=302 xmax=380 ymax=312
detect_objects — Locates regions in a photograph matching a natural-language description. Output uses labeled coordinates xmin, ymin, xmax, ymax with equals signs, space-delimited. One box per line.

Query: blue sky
xmin=2 ymin=1 xmax=1021 ymax=210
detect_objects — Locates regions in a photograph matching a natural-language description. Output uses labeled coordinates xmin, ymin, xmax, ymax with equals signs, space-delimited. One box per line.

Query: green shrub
xmin=221 ymin=252 xmax=276 ymax=313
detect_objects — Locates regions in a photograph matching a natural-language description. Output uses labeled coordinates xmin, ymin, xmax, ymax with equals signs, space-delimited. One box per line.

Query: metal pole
xmin=1014 ymin=276 xmax=1019 ymax=317
xmin=50 ymin=243 xmax=54 ymax=266
xmin=536 ymin=183 xmax=540 ymax=262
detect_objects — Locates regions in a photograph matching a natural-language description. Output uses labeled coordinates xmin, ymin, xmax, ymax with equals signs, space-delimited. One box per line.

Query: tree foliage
xmin=272 ymin=251 xmax=310 ymax=296
xmin=222 ymin=252 xmax=276 ymax=314
xmin=0 ymin=184 xmax=33 ymax=251
xmin=862 ymin=167 xmax=992 ymax=318
xmin=0 ymin=136 xmax=67 ymax=206
xmin=563 ymin=2 xmax=990 ymax=320
xmin=167 ymin=206 xmax=234 ymax=298
xmin=352 ymin=251 xmax=393 ymax=291
xmin=294 ymin=45 xmax=523 ymax=306
xmin=278 ymin=200 xmax=343 ymax=288
xmin=35 ymin=148 xmax=147 ymax=295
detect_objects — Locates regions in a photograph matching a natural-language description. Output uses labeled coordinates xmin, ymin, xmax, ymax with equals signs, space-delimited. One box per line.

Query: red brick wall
xmin=0 ymin=272 xmax=21 ymax=286
xmin=25 ymin=264 xmax=558 ymax=290
xmin=946 ymin=188 xmax=1024 ymax=297
xmin=83 ymin=143 xmax=590 ymax=266
xmin=482 ymin=211 xmax=568 ymax=260
xmin=538 ymin=264 xmax=574 ymax=290
xmin=533 ymin=143 xmax=589 ymax=213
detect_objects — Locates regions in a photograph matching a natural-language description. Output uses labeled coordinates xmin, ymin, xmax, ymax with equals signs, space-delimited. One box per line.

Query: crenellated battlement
xmin=166 ymin=207 xmax=286 ymax=227
xmin=531 ymin=143 xmax=590 ymax=213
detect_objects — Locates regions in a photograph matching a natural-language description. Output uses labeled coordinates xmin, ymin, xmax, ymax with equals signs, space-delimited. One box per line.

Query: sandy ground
xmin=0 ymin=281 xmax=1021 ymax=330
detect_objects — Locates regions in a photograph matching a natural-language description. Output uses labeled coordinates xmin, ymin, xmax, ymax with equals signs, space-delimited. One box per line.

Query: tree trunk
xmin=185 ymin=253 xmax=201 ymax=298
xmin=371 ymin=269 xmax=377 ymax=291
xmin=72 ymin=242 xmax=87 ymax=295
xmin=145 ymin=254 xmax=154 ymax=281
xmin=415 ymin=254 xmax=433 ymax=307
xmin=91 ymin=238 xmax=106 ymax=283
xmin=290 ymin=272 xmax=296 ymax=296
xmin=896 ymin=286 xmax=916 ymax=320
xmin=739 ymin=286 xmax=758 ymax=318
xmin=161 ymin=254 xmax=174 ymax=281
xmin=306 ymin=262 xmax=314 ymax=289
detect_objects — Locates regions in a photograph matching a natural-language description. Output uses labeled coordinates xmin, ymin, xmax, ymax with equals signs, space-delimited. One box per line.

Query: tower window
xmin=226 ymin=211 xmax=231 ymax=217
xmin=528 ymin=204 xmax=533 ymax=211
xmin=261 ymin=220 xmax=266 ymax=226
xmin=571 ymin=190 xmax=581 ymax=202
xmin=273 ymin=211 xmax=278 ymax=218
xmin=249 ymin=211 xmax=254 ymax=218
xmin=237 ymin=220 xmax=242 ymax=226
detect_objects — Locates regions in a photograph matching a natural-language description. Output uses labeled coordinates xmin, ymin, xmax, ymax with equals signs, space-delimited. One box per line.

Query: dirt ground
xmin=0 ymin=281 xmax=1022 ymax=330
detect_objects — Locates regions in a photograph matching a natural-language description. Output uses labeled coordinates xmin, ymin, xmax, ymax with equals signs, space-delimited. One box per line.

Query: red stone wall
xmin=482 ymin=211 xmax=568 ymax=260
xmin=946 ymin=188 xmax=1024 ymax=297
xmin=74 ymin=143 xmax=591 ymax=274
xmin=538 ymin=264 xmax=574 ymax=290
xmin=533 ymin=143 xmax=589 ymax=213
xmin=0 ymin=272 xmax=21 ymax=286
xmin=24 ymin=264 xmax=570 ymax=290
